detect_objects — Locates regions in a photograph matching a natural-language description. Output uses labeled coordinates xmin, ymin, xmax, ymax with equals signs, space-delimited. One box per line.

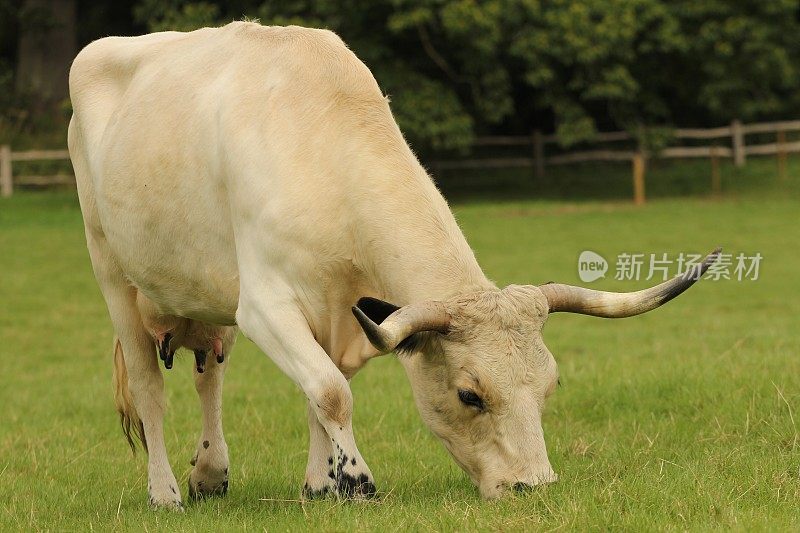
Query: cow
xmin=68 ymin=21 xmax=719 ymax=508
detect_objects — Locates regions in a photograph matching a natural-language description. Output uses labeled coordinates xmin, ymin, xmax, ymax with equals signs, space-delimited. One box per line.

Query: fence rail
xmin=0 ymin=147 xmax=72 ymax=197
xmin=433 ymin=118 xmax=799 ymax=203
xmin=1 ymin=118 xmax=798 ymax=200
xmin=10 ymin=149 xmax=70 ymax=162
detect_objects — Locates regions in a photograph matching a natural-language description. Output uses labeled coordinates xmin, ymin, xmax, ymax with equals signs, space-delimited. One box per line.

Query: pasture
xmin=1 ymin=157 xmax=798 ymax=530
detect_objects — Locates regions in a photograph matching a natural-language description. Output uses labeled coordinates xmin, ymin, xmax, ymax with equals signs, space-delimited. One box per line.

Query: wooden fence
xmin=0 ymin=147 xmax=71 ymax=198
xmin=432 ymin=119 xmax=800 ymax=204
xmin=1 ymin=118 xmax=799 ymax=200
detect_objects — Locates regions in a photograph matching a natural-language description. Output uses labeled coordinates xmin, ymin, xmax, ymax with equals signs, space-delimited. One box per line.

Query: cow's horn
xmin=539 ymin=247 xmax=721 ymax=318
xmin=352 ymin=297 xmax=450 ymax=353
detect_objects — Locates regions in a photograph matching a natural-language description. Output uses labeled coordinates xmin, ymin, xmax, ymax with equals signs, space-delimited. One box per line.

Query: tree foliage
xmin=132 ymin=0 xmax=800 ymax=151
xmin=6 ymin=0 xmax=800 ymax=151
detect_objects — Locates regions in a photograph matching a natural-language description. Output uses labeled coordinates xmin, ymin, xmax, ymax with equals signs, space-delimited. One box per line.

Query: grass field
xmin=1 ymin=156 xmax=798 ymax=531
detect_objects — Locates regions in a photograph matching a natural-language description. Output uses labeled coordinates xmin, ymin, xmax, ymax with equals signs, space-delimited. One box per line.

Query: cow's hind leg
xmin=188 ymin=338 xmax=232 ymax=499
xmin=88 ymin=240 xmax=182 ymax=509
xmin=108 ymin=301 xmax=181 ymax=508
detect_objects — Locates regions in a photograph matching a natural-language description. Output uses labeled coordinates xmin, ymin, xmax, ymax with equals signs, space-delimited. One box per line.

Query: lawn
xmin=0 ymin=157 xmax=798 ymax=531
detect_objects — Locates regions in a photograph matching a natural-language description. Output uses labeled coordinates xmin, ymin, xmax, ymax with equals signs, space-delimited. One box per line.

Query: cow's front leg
xmin=236 ymin=296 xmax=376 ymax=499
xmin=312 ymin=381 xmax=376 ymax=498
xmin=188 ymin=349 xmax=230 ymax=499
xmin=303 ymin=400 xmax=336 ymax=498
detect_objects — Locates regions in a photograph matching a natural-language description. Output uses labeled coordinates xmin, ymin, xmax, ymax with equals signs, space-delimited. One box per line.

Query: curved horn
xmin=539 ymin=247 xmax=721 ymax=318
xmin=352 ymin=297 xmax=450 ymax=353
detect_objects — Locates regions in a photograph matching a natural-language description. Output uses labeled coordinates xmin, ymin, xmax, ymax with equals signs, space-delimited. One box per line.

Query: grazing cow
xmin=68 ymin=22 xmax=719 ymax=508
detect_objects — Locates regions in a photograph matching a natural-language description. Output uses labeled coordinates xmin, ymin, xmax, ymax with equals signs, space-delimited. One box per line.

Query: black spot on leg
xmin=328 ymin=470 xmax=335 ymax=480
xmin=303 ymin=484 xmax=331 ymax=500
xmin=171 ymin=486 xmax=176 ymax=494
xmin=351 ymin=457 xmax=356 ymax=466
xmin=337 ymin=472 xmax=377 ymax=499
xmin=327 ymin=456 xmax=333 ymax=465
xmin=203 ymin=440 xmax=209 ymax=449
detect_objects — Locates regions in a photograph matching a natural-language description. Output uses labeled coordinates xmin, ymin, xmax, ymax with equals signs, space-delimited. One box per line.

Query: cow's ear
xmin=355 ymin=297 xmax=400 ymax=325
xmin=352 ymin=297 xmax=401 ymax=353
xmin=352 ymin=297 xmax=450 ymax=355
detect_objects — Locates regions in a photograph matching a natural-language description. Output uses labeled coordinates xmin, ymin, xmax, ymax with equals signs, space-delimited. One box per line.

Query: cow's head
xmin=353 ymin=249 xmax=719 ymax=498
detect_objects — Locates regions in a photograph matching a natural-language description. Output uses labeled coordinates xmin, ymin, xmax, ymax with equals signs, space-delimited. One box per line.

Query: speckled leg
xmin=188 ymin=352 xmax=229 ymax=499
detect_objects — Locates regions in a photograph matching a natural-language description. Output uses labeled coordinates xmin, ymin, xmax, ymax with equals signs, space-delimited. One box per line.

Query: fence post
xmin=0 ymin=145 xmax=11 ymax=198
xmin=731 ymin=119 xmax=745 ymax=167
xmin=777 ymin=130 xmax=787 ymax=182
xmin=632 ymin=152 xmax=646 ymax=205
xmin=532 ymin=129 xmax=545 ymax=179
xmin=710 ymin=145 xmax=721 ymax=196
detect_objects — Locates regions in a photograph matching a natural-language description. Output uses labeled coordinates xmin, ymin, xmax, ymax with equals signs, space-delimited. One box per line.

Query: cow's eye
xmin=457 ymin=389 xmax=484 ymax=410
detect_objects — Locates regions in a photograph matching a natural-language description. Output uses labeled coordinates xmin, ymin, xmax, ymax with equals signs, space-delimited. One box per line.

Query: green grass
xmin=1 ymin=158 xmax=798 ymax=531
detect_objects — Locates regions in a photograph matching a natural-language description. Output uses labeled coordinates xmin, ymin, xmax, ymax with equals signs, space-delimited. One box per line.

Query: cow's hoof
xmin=332 ymin=451 xmax=376 ymax=499
xmin=302 ymin=465 xmax=337 ymax=500
xmin=148 ymin=496 xmax=184 ymax=511
xmin=336 ymin=472 xmax=377 ymax=499
xmin=302 ymin=482 xmax=334 ymax=500
xmin=188 ymin=467 xmax=229 ymax=500
xmin=148 ymin=483 xmax=184 ymax=511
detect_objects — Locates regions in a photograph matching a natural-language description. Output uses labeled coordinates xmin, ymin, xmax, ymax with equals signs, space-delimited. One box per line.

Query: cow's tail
xmin=113 ymin=336 xmax=147 ymax=453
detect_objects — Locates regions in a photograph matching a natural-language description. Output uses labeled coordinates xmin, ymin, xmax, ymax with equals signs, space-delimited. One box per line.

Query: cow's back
xmin=69 ymin=23 xmax=386 ymax=324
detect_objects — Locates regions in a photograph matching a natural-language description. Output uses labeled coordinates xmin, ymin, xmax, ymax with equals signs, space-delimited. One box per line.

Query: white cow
xmin=68 ymin=22 xmax=719 ymax=507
